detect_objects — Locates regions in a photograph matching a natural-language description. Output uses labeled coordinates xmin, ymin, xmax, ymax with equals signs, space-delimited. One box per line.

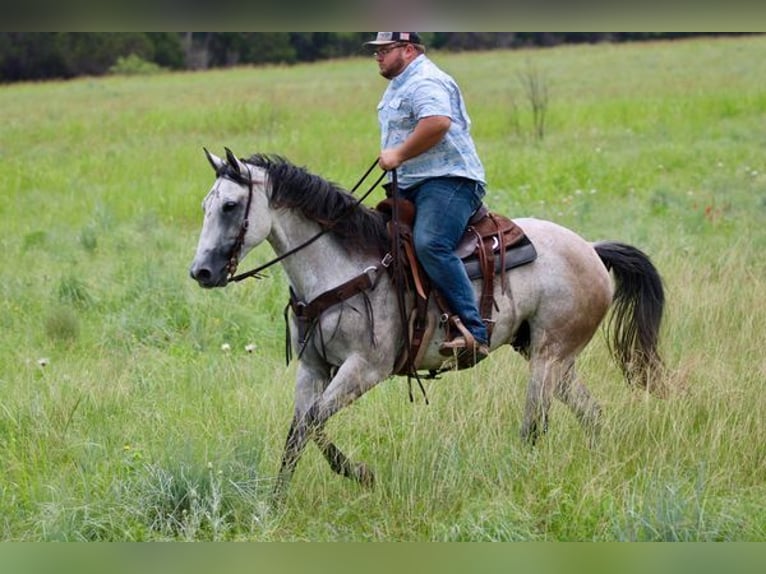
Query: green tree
xmin=0 ymin=33 xmax=67 ymax=81
xmin=54 ymin=33 xmax=154 ymax=77
xmin=147 ymin=32 xmax=185 ymax=69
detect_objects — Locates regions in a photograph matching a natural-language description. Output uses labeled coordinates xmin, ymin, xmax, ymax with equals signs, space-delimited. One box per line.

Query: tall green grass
xmin=1 ymin=36 xmax=765 ymax=540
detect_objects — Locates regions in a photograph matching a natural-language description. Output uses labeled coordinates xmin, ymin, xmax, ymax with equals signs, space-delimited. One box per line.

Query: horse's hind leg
xmin=554 ymin=363 xmax=602 ymax=446
xmin=521 ymin=349 xmax=602 ymax=446
xmin=520 ymin=353 xmax=558 ymax=444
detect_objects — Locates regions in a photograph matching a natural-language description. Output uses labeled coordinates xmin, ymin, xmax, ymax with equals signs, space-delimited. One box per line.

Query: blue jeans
xmin=400 ymin=177 xmax=488 ymax=345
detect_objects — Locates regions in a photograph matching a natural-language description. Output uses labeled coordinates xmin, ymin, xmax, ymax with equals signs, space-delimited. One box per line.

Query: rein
xmin=227 ymin=158 xmax=386 ymax=283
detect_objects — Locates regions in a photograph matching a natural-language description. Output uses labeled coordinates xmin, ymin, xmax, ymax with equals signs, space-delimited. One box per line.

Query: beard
xmin=379 ymin=53 xmax=407 ymax=80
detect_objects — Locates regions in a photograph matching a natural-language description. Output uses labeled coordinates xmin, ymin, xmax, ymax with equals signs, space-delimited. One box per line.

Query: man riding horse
xmin=367 ymin=32 xmax=490 ymax=366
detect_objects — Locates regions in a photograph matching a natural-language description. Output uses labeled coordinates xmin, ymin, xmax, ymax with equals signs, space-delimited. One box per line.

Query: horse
xmin=189 ymin=149 xmax=665 ymax=499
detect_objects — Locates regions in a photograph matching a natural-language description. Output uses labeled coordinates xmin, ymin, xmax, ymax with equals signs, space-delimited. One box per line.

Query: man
xmin=365 ymin=32 xmax=489 ymax=365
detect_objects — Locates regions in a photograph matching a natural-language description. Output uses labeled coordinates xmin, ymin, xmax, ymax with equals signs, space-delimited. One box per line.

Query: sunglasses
xmin=372 ymin=43 xmax=408 ymax=58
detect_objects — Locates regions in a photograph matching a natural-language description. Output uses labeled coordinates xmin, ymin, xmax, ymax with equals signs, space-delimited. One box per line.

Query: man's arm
xmin=379 ymin=115 xmax=451 ymax=171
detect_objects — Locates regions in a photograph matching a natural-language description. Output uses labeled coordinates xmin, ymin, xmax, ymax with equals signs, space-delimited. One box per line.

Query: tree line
xmin=0 ymin=32 xmax=752 ymax=83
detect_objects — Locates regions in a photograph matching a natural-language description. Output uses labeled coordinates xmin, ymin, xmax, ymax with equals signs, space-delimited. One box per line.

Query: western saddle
xmin=376 ymin=197 xmax=537 ymax=377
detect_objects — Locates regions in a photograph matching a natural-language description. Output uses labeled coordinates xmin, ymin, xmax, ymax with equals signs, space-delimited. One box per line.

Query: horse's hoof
xmin=354 ymin=463 xmax=375 ymax=489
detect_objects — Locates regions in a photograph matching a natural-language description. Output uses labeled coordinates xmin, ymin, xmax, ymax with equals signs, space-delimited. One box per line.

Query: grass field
xmin=1 ymin=35 xmax=765 ymax=541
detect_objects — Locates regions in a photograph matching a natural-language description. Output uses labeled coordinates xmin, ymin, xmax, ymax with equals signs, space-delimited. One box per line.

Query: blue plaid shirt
xmin=377 ymin=55 xmax=486 ymax=189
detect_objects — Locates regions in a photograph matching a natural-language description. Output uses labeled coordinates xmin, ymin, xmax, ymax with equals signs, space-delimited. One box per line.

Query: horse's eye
xmin=222 ymin=201 xmax=239 ymax=214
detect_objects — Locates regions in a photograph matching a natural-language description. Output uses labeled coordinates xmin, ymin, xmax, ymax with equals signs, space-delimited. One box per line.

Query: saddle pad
xmin=463 ymin=236 xmax=537 ymax=280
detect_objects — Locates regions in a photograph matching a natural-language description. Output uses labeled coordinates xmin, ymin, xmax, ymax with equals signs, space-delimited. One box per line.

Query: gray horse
xmin=190 ymin=149 xmax=664 ymax=499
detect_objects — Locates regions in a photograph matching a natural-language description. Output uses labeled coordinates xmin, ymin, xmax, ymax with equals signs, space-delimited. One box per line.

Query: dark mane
xmin=243 ymin=154 xmax=389 ymax=254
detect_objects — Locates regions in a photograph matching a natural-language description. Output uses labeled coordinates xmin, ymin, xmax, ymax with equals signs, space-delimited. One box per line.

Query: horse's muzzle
xmin=189 ymin=264 xmax=228 ymax=288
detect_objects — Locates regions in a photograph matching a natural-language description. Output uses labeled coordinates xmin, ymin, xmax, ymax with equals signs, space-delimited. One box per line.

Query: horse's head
xmin=189 ymin=148 xmax=271 ymax=288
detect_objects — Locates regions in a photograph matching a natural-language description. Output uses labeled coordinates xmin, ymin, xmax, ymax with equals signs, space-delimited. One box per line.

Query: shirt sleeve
xmin=410 ymin=77 xmax=453 ymax=121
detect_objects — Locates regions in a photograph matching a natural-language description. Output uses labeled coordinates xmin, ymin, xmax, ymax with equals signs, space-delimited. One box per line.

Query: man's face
xmin=374 ymin=43 xmax=410 ymax=79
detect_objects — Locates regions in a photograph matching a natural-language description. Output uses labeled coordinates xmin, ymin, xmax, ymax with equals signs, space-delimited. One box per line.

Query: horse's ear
xmin=224 ymin=147 xmax=243 ymax=175
xmin=204 ymin=147 xmax=225 ymax=174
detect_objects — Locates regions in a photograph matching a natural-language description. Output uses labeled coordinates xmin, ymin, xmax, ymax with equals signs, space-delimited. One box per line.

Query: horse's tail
xmin=594 ymin=241 xmax=665 ymax=393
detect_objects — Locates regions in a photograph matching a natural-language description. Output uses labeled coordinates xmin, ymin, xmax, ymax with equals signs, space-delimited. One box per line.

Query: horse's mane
xmin=242 ymin=154 xmax=389 ymax=254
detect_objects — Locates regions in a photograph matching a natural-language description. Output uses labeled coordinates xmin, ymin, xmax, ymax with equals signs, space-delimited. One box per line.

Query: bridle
xmin=224 ymin=167 xmax=256 ymax=278
xmin=223 ymin=157 xmax=386 ymax=283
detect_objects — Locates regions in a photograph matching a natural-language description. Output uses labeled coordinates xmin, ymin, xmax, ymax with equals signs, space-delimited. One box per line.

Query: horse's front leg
xmin=273 ymin=406 xmax=374 ymax=504
xmin=308 ymin=353 xmax=388 ymax=486
xmin=273 ymin=355 xmax=386 ymax=501
xmin=273 ymin=411 xmax=311 ymax=503
xmin=314 ymin=425 xmax=375 ymax=488
xmin=272 ymin=362 xmax=328 ymax=504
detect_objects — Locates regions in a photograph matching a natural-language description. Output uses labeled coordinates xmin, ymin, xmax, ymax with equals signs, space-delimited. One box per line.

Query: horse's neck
xmin=267 ymin=210 xmax=373 ymax=303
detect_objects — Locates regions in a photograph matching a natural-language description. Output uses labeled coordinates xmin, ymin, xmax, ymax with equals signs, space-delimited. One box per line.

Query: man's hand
xmin=378 ymin=148 xmax=405 ymax=171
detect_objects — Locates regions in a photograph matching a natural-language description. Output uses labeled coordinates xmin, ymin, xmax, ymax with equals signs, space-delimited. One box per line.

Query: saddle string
xmin=228 ymin=158 xmax=386 ymax=283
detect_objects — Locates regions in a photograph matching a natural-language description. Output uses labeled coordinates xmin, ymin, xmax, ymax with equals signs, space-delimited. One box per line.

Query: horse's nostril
xmin=191 ymin=267 xmax=212 ymax=282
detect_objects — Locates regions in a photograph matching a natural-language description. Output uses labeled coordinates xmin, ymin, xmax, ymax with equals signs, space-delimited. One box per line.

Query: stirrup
xmin=456 ymin=343 xmax=489 ymax=368
xmin=438 ymin=316 xmax=476 ymax=355
xmin=439 ymin=337 xmax=490 ymax=368
xmin=439 ymin=335 xmax=475 ymax=352
xmin=439 ymin=335 xmax=488 ymax=354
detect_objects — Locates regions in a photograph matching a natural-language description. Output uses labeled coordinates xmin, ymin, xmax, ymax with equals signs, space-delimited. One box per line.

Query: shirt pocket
xmin=378 ymin=97 xmax=402 ymax=111
xmin=385 ymin=97 xmax=416 ymax=132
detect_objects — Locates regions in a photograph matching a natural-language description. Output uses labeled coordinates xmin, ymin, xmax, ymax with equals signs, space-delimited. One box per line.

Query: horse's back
xmin=514 ymin=217 xmax=610 ymax=281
